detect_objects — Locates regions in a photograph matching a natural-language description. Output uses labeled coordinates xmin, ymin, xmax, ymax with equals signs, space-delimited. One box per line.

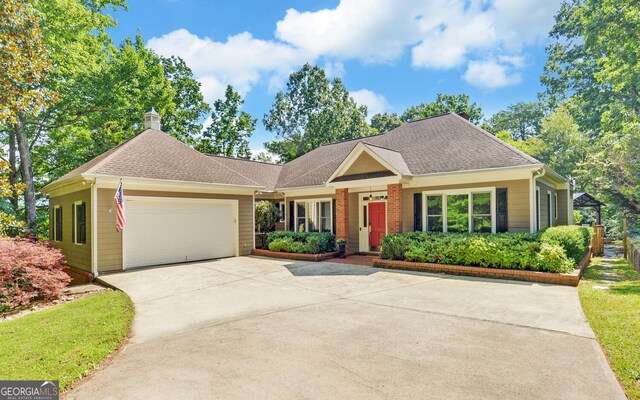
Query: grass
xmin=579 ymin=255 xmax=640 ymax=399
xmin=0 ymin=290 xmax=134 ymax=391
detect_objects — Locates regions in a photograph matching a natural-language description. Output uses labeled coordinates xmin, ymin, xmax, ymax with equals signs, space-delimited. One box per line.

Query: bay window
xmin=423 ymin=188 xmax=496 ymax=234
xmin=294 ymin=199 xmax=333 ymax=233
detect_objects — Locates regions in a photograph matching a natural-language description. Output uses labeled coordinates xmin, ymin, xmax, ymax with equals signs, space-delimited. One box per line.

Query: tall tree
xmin=401 ymin=94 xmax=483 ymax=124
xmin=370 ymin=112 xmax=403 ymax=134
xmin=196 ymin=85 xmax=255 ymax=158
xmin=264 ymin=64 xmax=373 ymax=162
xmin=486 ymin=102 xmax=544 ymax=140
xmin=541 ymin=0 xmax=640 ymax=217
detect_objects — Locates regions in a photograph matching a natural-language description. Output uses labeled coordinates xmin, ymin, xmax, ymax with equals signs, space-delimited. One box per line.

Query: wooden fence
xmin=591 ymin=223 xmax=605 ymax=256
xmin=623 ymin=218 xmax=640 ymax=271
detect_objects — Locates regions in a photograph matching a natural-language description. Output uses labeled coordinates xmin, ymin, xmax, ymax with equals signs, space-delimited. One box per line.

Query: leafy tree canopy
xmin=196 ymin=85 xmax=255 ymax=159
xmin=264 ymin=63 xmax=373 ymax=162
xmin=401 ymin=93 xmax=483 ymax=124
xmin=486 ymin=102 xmax=544 ymax=140
xmin=370 ymin=112 xmax=403 ymax=134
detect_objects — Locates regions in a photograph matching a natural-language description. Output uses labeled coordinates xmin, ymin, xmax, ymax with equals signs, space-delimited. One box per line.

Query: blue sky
xmin=107 ymin=0 xmax=562 ymax=154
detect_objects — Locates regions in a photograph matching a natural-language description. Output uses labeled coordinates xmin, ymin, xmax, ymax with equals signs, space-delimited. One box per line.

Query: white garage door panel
xmin=123 ymin=198 xmax=236 ymax=269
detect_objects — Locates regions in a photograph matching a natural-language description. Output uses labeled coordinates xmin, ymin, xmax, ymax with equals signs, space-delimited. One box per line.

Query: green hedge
xmin=540 ymin=225 xmax=593 ymax=265
xmin=266 ymin=231 xmax=336 ymax=254
xmin=380 ymin=227 xmax=592 ymax=274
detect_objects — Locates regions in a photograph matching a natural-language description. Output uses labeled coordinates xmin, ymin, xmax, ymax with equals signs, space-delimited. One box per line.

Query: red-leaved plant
xmin=0 ymin=237 xmax=71 ymax=312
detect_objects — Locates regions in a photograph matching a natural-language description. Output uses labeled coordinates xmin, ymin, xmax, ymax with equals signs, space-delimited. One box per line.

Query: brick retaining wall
xmin=64 ymin=266 xmax=94 ymax=285
xmin=373 ymin=246 xmax=593 ymax=286
xmin=251 ymin=249 xmax=340 ymax=262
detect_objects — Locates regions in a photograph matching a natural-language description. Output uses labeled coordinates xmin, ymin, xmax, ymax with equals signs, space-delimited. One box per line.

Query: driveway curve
xmin=67 ymin=256 xmax=624 ymax=399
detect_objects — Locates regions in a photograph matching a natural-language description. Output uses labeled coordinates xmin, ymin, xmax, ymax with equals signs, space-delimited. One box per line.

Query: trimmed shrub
xmin=540 ymin=225 xmax=592 ymax=264
xmin=266 ymin=231 xmax=335 ymax=254
xmin=380 ymin=231 xmax=575 ymax=273
xmin=0 ymin=238 xmax=71 ymax=312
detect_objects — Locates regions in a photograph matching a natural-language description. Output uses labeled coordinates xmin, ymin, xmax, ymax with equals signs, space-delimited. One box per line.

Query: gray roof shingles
xmin=49 ymin=113 xmax=542 ymax=192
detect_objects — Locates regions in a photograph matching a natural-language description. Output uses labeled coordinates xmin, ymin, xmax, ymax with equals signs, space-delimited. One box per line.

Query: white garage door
xmin=123 ymin=197 xmax=237 ymax=269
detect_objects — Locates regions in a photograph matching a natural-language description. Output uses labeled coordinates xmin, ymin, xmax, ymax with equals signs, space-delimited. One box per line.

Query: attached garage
xmin=122 ymin=197 xmax=238 ymax=269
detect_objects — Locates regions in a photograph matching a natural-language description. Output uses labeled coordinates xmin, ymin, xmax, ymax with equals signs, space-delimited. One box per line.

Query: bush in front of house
xmin=540 ymin=225 xmax=593 ymax=265
xmin=380 ymin=231 xmax=575 ymax=273
xmin=0 ymin=237 xmax=71 ymax=312
xmin=266 ymin=231 xmax=336 ymax=254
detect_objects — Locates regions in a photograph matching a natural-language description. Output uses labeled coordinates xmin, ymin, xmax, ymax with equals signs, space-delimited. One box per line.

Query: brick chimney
xmin=458 ymin=112 xmax=470 ymax=121
xmin=143 ymin=108 xmax=161 ymax=130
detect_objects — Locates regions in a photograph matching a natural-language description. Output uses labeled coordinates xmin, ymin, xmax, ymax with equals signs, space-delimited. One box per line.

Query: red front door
xmin=368 ymin=202 xmax=386 ymax=249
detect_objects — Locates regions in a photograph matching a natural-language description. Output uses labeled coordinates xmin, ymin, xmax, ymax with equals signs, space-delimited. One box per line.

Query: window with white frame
xmin=424 ymin=189 xmax=495 ymax=233
xmin=547 ymin=191 xmax=552 ymax=227
xmin=52 ymin=205 xmax=62 ymax=241
xmin=294 ymin=199 xmax=332 ymax=233
xmin=278 ymin=202 xmax=286 ymax=222
xmin=73 ymin=201 xmax=86 ymax=244
xmin=554 ymin=192 xmax=558 ymax=220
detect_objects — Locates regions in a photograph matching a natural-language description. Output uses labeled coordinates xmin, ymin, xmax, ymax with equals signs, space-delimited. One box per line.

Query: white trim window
xmin=294 ymin=199 xmax=332 ymax=233
xmin=73 ymin=200 xmax=87 ymax=245
xmin=423 ymin=188 xmax=496 ymax=233
xmin=554 ymin=192 xmax=558 ymax=220
xmin=536 ymin=187 xmax=541 ymax=231
xmin=278 ymin=201 xmax=286 ymax=222
xmin=547 ymin=190 xmax=553 ymax=227
xmin=52 ymin=205 xmax=62 ymax=241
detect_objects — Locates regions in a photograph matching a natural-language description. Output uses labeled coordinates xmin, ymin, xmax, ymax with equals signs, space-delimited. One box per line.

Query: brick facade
xmin=387 ymin=183 xmax=403 ymax=234
xmin=335 ymin=188 xmax=349 ymax=242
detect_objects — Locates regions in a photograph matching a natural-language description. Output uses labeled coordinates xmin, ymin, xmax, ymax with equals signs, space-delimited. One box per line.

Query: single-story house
xmin=42 ymin=110 xmax=572 ymax=278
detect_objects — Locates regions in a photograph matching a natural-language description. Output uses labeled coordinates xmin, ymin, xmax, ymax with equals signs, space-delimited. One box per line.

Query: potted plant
xmin=337 ymin=238 xmax=347 ymax=258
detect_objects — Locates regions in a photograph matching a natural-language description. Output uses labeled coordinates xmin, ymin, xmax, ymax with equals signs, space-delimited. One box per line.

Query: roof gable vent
xmin=143 ymin=108 xmax=161 ymax=130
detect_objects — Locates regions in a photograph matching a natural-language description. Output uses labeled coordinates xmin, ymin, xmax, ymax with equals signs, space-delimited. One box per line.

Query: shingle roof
xmin=48 ymin=129 xmax=262 ymax=189
xmin=205 ymin=155 xmax=283 ymax=191
xmin=275 ymin=113 xmax=541 ymax=189
xmin=47 ymin=113 xmax=545 ymax=193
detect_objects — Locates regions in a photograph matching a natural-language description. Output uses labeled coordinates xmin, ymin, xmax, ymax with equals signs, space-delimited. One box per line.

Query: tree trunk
xmin=8 ymin=130 xmax=19 ymax=211
xmin=14 ymin=118 xmax=37 ymax=232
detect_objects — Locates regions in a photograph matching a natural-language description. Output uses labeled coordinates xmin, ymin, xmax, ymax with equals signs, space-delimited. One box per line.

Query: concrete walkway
xmin=67 ymin=256 xmax=625 ymax=399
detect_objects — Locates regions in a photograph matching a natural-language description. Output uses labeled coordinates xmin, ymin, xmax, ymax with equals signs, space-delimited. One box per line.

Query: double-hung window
xmin=52 ymin=205 xmax=62 ymax=241
xmin=424 ymin=188 xmax=496 ymax=233
xmin=294 ymin=200 xmax=332 ymax=233
xmin=73 ymin=201 xmax=87 ymax=244
xmin=278 ymin=202 xmax=286 ymax=222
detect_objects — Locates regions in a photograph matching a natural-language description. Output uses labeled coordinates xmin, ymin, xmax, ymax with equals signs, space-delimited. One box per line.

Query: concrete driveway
xmin=67 ymin=257 xmax=624 ymax=399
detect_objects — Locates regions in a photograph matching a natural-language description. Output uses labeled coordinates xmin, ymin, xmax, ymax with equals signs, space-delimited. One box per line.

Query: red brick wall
xmin=387 ymin=183 xmax=403 ymax=234
xmin=336 ymin=188 xmax=349 ymax=242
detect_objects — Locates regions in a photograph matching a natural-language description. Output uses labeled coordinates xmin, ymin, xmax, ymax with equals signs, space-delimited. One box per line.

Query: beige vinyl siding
xmin=348 ymin=192 xmax=359 ymax=253
xmin=96 ymin=189 xmax=254 ymax=272
xmin=402 ymin=179 xmax=531 ymax=233
xmin=343 ymin=152 xmax=388 ymax=176
xmin=556 ymin=188 xmax=569 ymax=225
xmin=49 ymin=189 xmax=92 ymax=272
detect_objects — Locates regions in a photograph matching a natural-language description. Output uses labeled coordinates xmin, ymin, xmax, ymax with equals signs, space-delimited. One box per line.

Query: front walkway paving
xmin=68 ymin=256 xmax=625 ymax=399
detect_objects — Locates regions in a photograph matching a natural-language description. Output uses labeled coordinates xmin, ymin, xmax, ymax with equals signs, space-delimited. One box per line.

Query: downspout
xmin=530 ymin=167 xmax=546 ymax=233
xmin=90 ymin=179 xmax=99 ymax=278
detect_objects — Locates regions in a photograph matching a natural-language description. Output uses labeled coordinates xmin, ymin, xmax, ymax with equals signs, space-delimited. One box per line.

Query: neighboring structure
xmin=573 ymin=192 xmax=605 ymax=225
xmin=42 ymin=111 xmax=572 ymax=277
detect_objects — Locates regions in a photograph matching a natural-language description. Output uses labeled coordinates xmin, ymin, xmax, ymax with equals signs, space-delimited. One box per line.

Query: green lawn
xmin=0 ymin=290 xmax=134 ymax=391
xmin=579 ymin=255 xmax=640 ymax=399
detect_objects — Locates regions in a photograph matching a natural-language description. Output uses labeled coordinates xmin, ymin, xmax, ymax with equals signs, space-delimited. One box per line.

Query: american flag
xmin=114 ymin=181 xmax=126 ymax=232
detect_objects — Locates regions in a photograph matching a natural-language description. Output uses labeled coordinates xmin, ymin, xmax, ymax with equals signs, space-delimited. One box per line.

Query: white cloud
xmin=350 ymin=89 xmax=389 ymax=120
xmin=148 ymin=0 xmax=562 ymax=100
xmin=147 ymin=29 xmax=308 ymax=102
xmin=463 ymin=59 xmax=522 ymax=89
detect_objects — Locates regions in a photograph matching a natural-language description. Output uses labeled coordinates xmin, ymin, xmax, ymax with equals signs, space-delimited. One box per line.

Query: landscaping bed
xmin=0 ymin=289 xmax=134 ymax=391
xmin=252 ymin=248 xmax=339 ymax=261
xmin=376 ymin=226 xmax=593 ymax=284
